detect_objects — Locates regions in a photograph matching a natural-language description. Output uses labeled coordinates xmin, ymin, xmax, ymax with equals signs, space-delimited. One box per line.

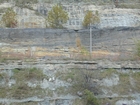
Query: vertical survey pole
xmin=90 ymin=23 xmax=92 ymax=54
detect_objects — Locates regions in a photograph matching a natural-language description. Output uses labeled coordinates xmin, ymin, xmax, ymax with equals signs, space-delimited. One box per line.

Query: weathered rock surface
xmin=0 ymin=59 xmax=140 ymax=104
xmin=0 ymin=27 xmax=140 ymax=104
xmin=0 ymin=27 xmax=139 ymax=60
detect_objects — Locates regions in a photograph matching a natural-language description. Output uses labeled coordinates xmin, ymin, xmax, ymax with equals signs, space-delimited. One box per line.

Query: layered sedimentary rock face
xmin=0 ymin=2 xmax=140 ymax=29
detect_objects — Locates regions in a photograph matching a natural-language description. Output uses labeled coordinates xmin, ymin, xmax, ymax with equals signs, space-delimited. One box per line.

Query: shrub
xmin=69 ymin=69 xmax=99 ymax=95
xmin=0 ymin=73 xmax=8 ymax=81
xmin=13 ymin=68 xmax=45 ymax=81
xmin=27 ymin=67 xmax=43 ymax=80
xmin=76 ymin=37 xmax=82 ymax=48
xmin=80 ymin=46 xmax=89 ymax=55
xmin=84 ymin=89 xmax=99 ymax=105
xmin=2 ymin=8 xmax=17 ymax=28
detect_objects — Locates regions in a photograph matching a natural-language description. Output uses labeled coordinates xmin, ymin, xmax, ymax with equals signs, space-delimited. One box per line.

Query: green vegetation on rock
xmin=83 ymin=10 xmax=100 ymax=28
xmin=1 ymin=8 xmax=17 ymax=28
xmin=13 ymin=67 xmax=46 ymax=81
xmin=84 ymin=89 xmax=99 ymax=105
xmin=0 ymin=68 xmax=48 ymax=99
xmin=46 ymin=4 xmax=69 ymax=28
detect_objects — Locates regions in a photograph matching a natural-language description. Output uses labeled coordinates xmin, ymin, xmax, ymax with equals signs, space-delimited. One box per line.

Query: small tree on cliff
xmin=82 ymin=10 xmax=100 ymax=28
xmin=2 ymin=8 xmax=17 ymax=28
xmin=70 ymin=69 xmax=100 ymax=105
xmin=46 ymin=4 xmax=69 ymax=28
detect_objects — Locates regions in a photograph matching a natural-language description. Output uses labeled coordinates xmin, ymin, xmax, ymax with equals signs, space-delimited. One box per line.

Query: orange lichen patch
xmin=1 ymin=47 xmax=11 ymax=52
xmin=24 ymin=22 xmax=40 ymax=28
xmin=0 ymin=45 xmax=121 ymax=60
xmin=35 ymin=47 xmax=47 ymax=51
xmin=91 ymin=50 xmax=120 ymax=60
xmin=92 ymin=50 xmax=120 ymax=56
xmin=69 ymin=48 xmax=78 ymax=52
xmin=1 ymin=52 xmax=31 ymax=60
xmin=34 ymin=51 xmax=70 ymax=57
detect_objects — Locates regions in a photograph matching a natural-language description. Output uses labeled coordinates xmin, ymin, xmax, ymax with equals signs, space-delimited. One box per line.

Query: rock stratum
xmin=0 ymin=27 xmax=140 ymax=105
xmin=0 ymin=27 xmax=140 ymax=60
xmin=0 ymin=2 xmax=140 ymax=29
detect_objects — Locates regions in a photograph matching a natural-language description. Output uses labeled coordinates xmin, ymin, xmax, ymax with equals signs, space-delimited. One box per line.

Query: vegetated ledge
xmin=0 ymin=97 xmax=43 ymax=103
xmin=44 ymin=60 xmax=98 ymax=64
xmin=0 ymin=96 xmax=77 ymax=104
xmin=0 ymin=60 xmax=140 ymax=70
xmin=98 ymin=93 xmax=140 ymax=99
